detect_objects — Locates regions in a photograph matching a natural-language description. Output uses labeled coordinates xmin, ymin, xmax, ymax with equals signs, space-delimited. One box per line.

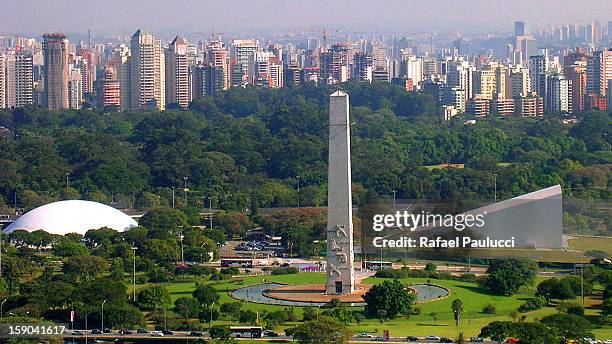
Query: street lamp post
xmin=172 ymin=187 xmax=176 ymax=209
xmin=493 ymin=173 xmax=498 ymax=203
xmin=208 ymin=197 xmax=213 ymax=230
xmin=65 ymin=172 xmax=70 ymax=189
xmin=101 ymin=299 xmax=107 ymax=330
xmin=183 ymin=177 xmax=188 ymax=206
xmin=131 ymin=246 xmax=138 ymax=302
xmin=1 ymin=298 xmax=6 ymax=318
xmin=392 ymin=190 xmax=396 ymax=210
xmin=296 ymin=175 xmax=300 ymax=207
xmin=179 ymin=234 xmax=185 ymax=265
xmin=209 ymin=302 xmax=215 ymax=331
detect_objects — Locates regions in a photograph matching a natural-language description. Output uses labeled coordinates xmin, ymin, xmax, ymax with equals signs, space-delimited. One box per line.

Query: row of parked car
xmin=357 ymin=333 xmax=484 ymax=342
xmin=235 ymin=240 xmax=269 ymax=251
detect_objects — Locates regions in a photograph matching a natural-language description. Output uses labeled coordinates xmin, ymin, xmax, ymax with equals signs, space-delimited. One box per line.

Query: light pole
xmin=179 ymin=234 xmax=185 ymax=265
xmin=162 ymin=300 xmax=167 ymax=330
xmin=183 ymin=177 xmax=188 ymax=206
xmin=392 ymin=190 xmax=397 ymax=210
xmin=208 ymin=197 xmax=213 ymax=230
xmin=172 ymin=187 xmax=176 ymax=209
xmin=101 ymin=299 xmax=107 ymax=330
xmin=131 ymin=246 xmax=138 ymax=302
xmin=1 ymin=298 xmax=6 ymax=318
xmin=65 ymin=172 xmax=70 ymax=189
xmin=208 ymin=301 xmax=215 ymax=331
xmin=296 ymin=175 xmax=300 ymax=207
xmin=493 ymin=173 xmax=498 ymax=203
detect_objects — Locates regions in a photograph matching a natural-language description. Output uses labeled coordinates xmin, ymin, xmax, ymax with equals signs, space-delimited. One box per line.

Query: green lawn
xmin=568 ymin=236 xmax=612 ymax=256
xmin=149 ymin=272 xmax=612 ymax=338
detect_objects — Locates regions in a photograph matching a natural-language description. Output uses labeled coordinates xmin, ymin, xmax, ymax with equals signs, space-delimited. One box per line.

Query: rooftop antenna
xmin=88 ymin=28 xmax=91 ymax=50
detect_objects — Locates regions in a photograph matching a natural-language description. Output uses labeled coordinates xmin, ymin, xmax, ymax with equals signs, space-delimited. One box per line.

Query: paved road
xmin=60 ymin=330 xmax=494 ymax=343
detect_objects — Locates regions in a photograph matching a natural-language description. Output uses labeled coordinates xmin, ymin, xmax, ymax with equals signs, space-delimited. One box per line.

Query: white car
xmin=425 ymin=335 xmax=441 ymax=340
xmin=357 ymin=333 xmax=374 ymax=338
xmin=150 ymin=331 xmax=164 ymax=337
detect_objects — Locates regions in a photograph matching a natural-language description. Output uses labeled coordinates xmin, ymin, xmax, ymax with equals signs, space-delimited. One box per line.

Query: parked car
xmin=189 ymin=331 xmax=203 ymax=336
xmin=150 ymin=331 xmax=164 ymax=337
xmin=440 ymin=338 xmax=454 ymax=343
xmin=91 ymin=329 xmax=102 ymax=334
xmin=357 ymin=333 xmax=374 ymax=338
xmin=103 ymin=328 xmax=112 ymax=333
xmin=136 ymin=328 xmax=149 ymax=334
xmin=407 ymin=336 xmax=420 ymax=341
xmin=505 ymin=339 xmax=519 ymax=344
xmin=425 ymin=335 xmax=441 ymax=340
xmin=161 ymin=330 xmax=174 ymax=335
xmin=470 ymin=337 xmax=484 ymax=342
xmin=263 ymin=330 xmax=279 ymax=337
xmin=119 ymin=330 xmax=133 ymax=335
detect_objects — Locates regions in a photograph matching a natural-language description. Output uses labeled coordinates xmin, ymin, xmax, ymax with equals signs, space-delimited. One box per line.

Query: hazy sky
xmin=2 ymin=0 xmax=611 ymax=36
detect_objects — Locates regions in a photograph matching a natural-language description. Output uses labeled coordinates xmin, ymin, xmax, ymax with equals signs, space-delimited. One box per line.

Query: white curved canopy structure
xmin=3 ymin=200 xmax=138 ymax=235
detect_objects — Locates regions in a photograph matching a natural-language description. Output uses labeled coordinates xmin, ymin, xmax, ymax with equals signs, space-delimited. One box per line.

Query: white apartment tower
xmin=165 ymin=36 xmax=190 ymax=108
xmin=129 ymin=30 xmax=165 ymax=111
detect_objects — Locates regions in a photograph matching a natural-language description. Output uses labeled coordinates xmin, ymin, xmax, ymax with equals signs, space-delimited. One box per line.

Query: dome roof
xmin=3 ymin=200 xmax=138 ymax=235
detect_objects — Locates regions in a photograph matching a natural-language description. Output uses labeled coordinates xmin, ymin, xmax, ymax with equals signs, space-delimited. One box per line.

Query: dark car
xmin=407 ymin=336 xmax=419 ymax=342
xmin=440 ymin=338 xmax=454 ymax=343
xmin=91 ymin=329 xmax=102 ymax=334
xmin=103 ymin=328 xmax=112 ymax=333
xmin=119 ymin=330 xmax=133 ymax=335
xmin=189 ymin=331 xmax=203 ymax=337
xmin=136 ymin=328 xmax=149 ymax=334
xmin=161 ymin=330 xmax=174 ymax=335
xmin=263 ymin=330 xmax=279 ymax=337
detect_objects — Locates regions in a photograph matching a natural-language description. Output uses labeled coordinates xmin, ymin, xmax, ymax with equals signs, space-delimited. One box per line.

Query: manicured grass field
xmin=155 ymin=272 xmax=611 ymax=338
xmin=568 ymin=236 xmax=612 ymax=256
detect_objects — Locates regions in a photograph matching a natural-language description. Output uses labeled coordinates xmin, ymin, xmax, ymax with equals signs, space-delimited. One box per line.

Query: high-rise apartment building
xmin=529 ymin=55 xmax=549 ymax=98
xmin=98 ymin=64 xmax=121 ymax=109
xmin=564 ymin=64 xmax=586 ymax=112
xmin=400 ymin=53 xmax=423 ymax=89
xmin=231 ymin=39 xmax=258 ymax=86
xmin=508 ymin=66 xmax=531 ymax=98
xmin=353 ymin=52 xmax=373 ymax=83
xmin=4 ymin=52 xmax=34 ymax=108
xmin=191 ymin=64 xmax=224 ymax=98
xmin=0 ymin=55 xmax=5 ymax=108
xmin=586 ymin=50 xmax=612 ymax=97
xmin=545 ymin=74 xmax=571 ymax=113
xmin=129 ymin=29 xmax=165 ymax=111
xmin=515 ymin=21 xmax=526 ymax=37
xmin=320 ymin=44 xmax=350 ymax=84
xmin=111 ymin=44 xmax=130 ymax=111
xmin=165 ymin=36 xmax=190 ymax=108
xmin=205 ymin=40 xmax=229 ymax=89
xmin=67 ymin=66 xmax=82 ymax=109
xmin=43 ymin=33 xmax=69 ymax=109
xmin=473 ymin=69 xmax=496 ymax=99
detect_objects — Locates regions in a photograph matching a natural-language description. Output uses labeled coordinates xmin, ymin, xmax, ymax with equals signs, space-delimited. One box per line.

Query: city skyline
xmin=2 ymin=0 xmax=612 ymax=35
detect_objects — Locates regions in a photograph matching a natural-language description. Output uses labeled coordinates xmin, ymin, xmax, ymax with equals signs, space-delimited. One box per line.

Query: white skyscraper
xmin=165 ymin=36 xmax=190 ymax=108
xmin=4 ymin=52 xmax=34 ymax=108
xmin=546 ymin=75 xmax=570 ymax=113
xmin=129 ymin=29 xmax=165 ymax=111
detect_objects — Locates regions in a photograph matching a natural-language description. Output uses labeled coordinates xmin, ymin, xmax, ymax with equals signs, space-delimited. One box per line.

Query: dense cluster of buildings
xmin=0 ymin=20 xmax=611 ymax=118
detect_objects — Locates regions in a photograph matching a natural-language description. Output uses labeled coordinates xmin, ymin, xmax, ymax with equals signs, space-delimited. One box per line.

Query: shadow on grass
xmin=416 ymin=323 xmax=449 ymax=327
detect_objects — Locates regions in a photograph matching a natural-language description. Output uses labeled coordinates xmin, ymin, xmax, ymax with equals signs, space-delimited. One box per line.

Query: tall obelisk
xmin=326 ymin=91 xmax=355 ymax=295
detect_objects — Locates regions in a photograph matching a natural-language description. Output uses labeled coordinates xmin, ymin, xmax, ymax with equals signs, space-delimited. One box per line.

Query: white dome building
xmin=3 ymin=200 xmax=138 ymax=235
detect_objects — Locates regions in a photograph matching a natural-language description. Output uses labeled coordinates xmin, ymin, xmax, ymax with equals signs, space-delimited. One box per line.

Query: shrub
xmin=424 ymin=263 xmax=437 ymax=272
xmin=270 ymin=267 xmax=299 ymax=275
xmin=518 ymin=296 xmax=546 ymax=313
xmin=483 ymin=304 xmax=496 ymax=314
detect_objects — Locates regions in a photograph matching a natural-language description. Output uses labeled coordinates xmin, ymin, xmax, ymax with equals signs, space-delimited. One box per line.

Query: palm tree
xmin=451 ymin=299 xmax=464 ymax=334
